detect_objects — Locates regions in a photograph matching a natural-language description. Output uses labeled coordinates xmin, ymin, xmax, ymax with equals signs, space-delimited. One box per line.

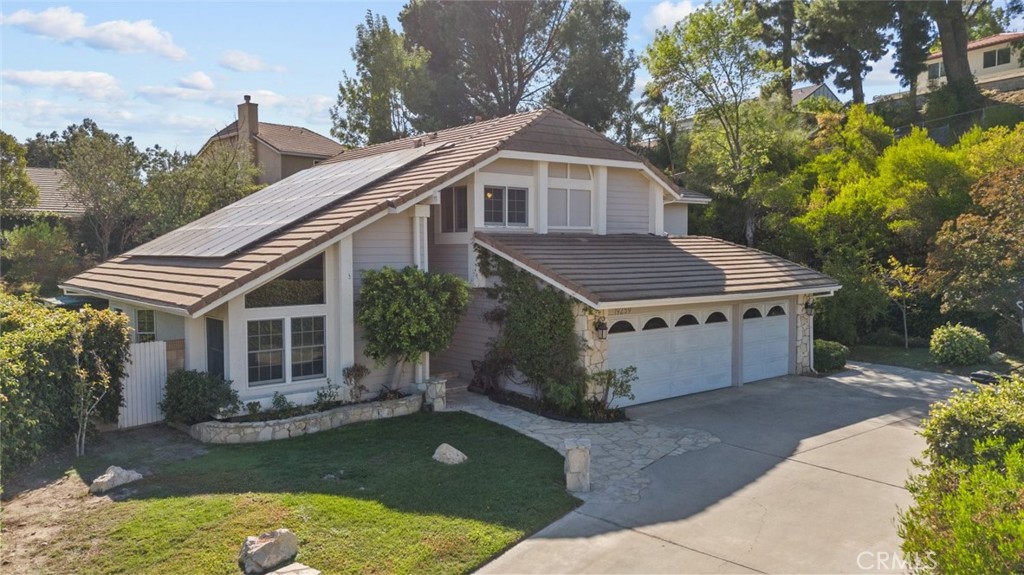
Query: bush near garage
xmin=929 ymin=323 xmax=989 ymax=366
xmin=813 ymin=339 xmax=849 ymax=373
xmin=900 ymin=375 xmax=1024 ymax=574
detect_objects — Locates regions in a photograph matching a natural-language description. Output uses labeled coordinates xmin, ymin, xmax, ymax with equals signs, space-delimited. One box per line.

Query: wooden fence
xmin=117 ymin=341 xmax=167 ymax=429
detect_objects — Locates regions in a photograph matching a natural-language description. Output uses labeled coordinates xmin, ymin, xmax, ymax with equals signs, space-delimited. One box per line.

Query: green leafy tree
xmin=645 ymin=0 xmax=780 ymax=246
xmin=748 ymin=0 xmax=803 ymax=104
xmin=356 ymin=266 xmax=470 ymax=390
xmin=876 ymin=256 xmax=923 ymax=349
xmin=1 ymin=130 xmax=39 ymax=213
xmin=891 ymin=1 xmax=934 ymax=108
xmin=330 ymin=11 xmax=428 ymax=147
xmin=800 ymin=0 xmax=891 ymax=104
xmin=1 ymin=220 xmax=80 ymax=295
xmin=61 ymin=128 xmax=146 ymax=260
xmin=545 ymin=0 xmax=637 ymax=133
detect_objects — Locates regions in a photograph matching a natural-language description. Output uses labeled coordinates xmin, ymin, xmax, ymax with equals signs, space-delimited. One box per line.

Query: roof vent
xmin=413 ymin=138 xmax=424 ymax=148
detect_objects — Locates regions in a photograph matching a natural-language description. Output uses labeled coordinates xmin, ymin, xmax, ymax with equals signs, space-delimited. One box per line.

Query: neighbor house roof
xmin=24 ymin=167 xmax=86 ymax=217
xmin=926 ymin=32 xmax=1024 ymax=61
xmin=64 ymin=108 xmax=703 ymax=316
xmin=474 ymin=232 xmax=839 ymax=308
xmin=207 ymin=121 xmax=344 ymax=158
xmin=791 ymin=84 xmax=839 ymax=106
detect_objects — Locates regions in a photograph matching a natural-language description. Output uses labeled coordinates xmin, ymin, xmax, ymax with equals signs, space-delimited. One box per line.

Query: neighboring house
xmin=23 ymin=167 xmax=86 ymax=218
xmin=62 ymin=109 xmax=839 ymax=409
xmin=201 ymin=95 xmax=345 ymax=185
xmin=791 ymin=83 xmax=841 ymax=107
xmin=919 ymin=32 xmax=1024 ymax=94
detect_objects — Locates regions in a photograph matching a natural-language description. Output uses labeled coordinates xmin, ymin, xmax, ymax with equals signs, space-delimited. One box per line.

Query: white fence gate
xmin=118 ymin=341 xmax=167 ymax=428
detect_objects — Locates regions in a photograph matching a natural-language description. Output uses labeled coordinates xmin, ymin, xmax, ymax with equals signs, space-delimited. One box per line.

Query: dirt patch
xmin=1 ymin=425 xmax=208 ymax=574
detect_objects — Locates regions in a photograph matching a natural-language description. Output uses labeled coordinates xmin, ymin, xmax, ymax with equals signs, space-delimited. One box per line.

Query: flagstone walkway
xmin=447 ymin=389 xmax=719 ymax=503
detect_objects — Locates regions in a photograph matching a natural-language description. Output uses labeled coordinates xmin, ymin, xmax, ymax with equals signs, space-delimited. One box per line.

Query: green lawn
xmin=849 ymin=345 xmax=1023 ymax=377
xmin=41 ymin=412 xmax=579 ymax=575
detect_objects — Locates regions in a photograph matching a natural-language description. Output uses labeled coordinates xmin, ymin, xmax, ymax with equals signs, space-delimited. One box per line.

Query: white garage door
xmin=741 ymin=302 xmax=791 ymax=384
xmin=607 ymin=308 xmax=733 ymax=407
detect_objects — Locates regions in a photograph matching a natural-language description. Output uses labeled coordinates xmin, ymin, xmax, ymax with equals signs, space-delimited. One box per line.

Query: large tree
xmin=545 ymin=0 xmax=637 ymax=134
xmin=645 ymin=0 xmax=781 ymax=246
xmin=61 ymin=129 xmax=145 ymax=260
xmin=749 ymin=0 xmax=803 ymax=105
xmin=891 ymin=1 xmax=935 ymax=105
xmin=330 ymin=11 xmax=427 ymax=147
xmin=1 ymin=130 xmax=39 ymax=212
xmin=801 ymin=0 xmax=891 ymax=104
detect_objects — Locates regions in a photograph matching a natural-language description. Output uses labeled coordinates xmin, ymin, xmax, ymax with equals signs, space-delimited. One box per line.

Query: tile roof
xmin=63 ymin=109 xmax=710 ymax=315
xmin=474 ymin=232 xmax=839 ymax=306
xmin=926 ymin=32 xmax=1024 ymax=61
xmin=209 ymin=121 xmax=344 ymax=158
xmin=24 ymin=167 xmax=86 ymax=216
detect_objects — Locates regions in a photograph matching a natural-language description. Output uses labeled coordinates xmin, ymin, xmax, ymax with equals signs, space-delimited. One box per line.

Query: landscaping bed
xmin=487 ymin=389 xmax=628 ymax=423
xmin=0 ymin=412 xmax=579 ymax=575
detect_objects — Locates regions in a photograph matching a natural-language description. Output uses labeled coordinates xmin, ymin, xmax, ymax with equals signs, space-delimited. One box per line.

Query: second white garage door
xmin=741 ymin=302 xmax=791 ymax=384
xmin=607 ymin=308 xmax=733 ymax=407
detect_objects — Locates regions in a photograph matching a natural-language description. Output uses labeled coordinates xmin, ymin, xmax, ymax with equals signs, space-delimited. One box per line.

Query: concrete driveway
xmin=480 ymin=363 xmax=970 ymax=574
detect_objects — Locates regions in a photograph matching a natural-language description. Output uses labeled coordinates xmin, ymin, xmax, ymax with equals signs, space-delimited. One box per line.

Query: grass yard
xmin=8 ymin=412 xmax=579 ymax=575
xmin=849 ymin=345 xmax=1023 ymax=377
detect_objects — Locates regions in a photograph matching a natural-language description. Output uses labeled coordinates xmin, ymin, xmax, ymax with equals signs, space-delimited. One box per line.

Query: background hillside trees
xmin=0 ymin=130 xmax=38 ymax=213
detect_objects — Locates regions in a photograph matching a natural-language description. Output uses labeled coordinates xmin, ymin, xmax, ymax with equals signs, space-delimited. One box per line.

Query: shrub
xmin=929 ymin=323 xmax=989 ymax=366
xmin=0 ymin=220 xmax=81 ymax=295
xmin=159 ymin=370 xmax=240 ymax=424
xmin=814 ymin=340 xmax=849 ymax=373
xmin=271 ymin=391 xmax=296 ymax=413
xmin=919 ymin=374 xmax=1024 ymax=466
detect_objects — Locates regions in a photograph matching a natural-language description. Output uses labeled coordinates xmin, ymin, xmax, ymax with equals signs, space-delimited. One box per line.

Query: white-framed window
xmin=983 ymin=47 xmax=1011 ymax=68
xmin=927 ymin=62 xmax=944 ymax=80
xmin=136 ymin=309 xmax=156 ymax=343
xmin=440 ymin=186 xmax=468 ymax=233
xmin=548 ymin=188 xmax=592 ymax=228
xmin=484 ymin=186 xmax=528 ymax=226
xmin=246 ymin=315 xmax=326 ymax=386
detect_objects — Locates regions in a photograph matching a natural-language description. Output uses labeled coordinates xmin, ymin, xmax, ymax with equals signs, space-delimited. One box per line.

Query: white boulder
xmin=432 ymin=443 xmax=467 ymax=465
xmin=88 ymin=466 xmax=143 ymax=494
xmin=239 ymin=528 xmax=299 ymax=574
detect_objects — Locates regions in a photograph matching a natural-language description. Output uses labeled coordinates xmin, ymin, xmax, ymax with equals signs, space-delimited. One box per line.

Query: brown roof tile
xmin=926 ymin=32 xmax=1024 ymax=61
xmin=474 ymin=232 xmax=839 ymax=306
xmin=209 ymin=121 xmax=343 ymax=158
xmin=24 ymin=168 xmax=86 ymax=216
xmin=63 ymin=109 xmax=711 ymax=314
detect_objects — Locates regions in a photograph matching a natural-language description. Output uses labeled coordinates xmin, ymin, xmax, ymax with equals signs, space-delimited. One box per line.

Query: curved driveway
xmin=475 ymin=363 xmax=970 ymax=574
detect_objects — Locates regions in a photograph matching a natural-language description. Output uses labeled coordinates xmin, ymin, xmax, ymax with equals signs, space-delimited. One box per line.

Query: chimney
xmin=237 ymin=95 xmax=258 ymax=142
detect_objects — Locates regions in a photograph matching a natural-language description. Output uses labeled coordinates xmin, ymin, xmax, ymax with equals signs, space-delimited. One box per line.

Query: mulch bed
xmin=482 ymin=388 xmax=627 ymax=424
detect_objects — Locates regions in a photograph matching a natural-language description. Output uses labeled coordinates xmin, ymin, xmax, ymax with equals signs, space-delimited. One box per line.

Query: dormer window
xmin=484 ymin=186 xmax=528 ymax=226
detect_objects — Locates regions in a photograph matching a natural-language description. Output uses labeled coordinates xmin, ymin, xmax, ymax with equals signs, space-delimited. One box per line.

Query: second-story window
xmin=983 ymin=48 xmax=1011 ymax=68
xmin=548 ymin=188 xmax=592 ymax=228
xmin=440 ymin=186 xmax=468 ymax=233
xmin=484 ymin=186 xmax=528 ymax=226
xmin=927 ymin=62 xmax=944 ymax=80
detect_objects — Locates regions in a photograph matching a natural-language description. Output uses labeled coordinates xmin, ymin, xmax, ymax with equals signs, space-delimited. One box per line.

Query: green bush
xmin=929 ymin=323 xmax=989 ymax=366
xmin=919 ymin=375 xmax=1024 ymax=466
xmin=814 ymin=339 xmax=849 ymax=373
xmin=159 ymin=370 xmax=240 ymax=424
xmin=0 ymin=292 xmax=129 ymax=477
xmin=0 ymin=220 xmax=81 ymax=295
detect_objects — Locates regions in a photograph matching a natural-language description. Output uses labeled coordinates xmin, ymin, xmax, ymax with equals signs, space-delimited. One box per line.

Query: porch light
xmin=804 ymin=299 xmax=815 ymax=317
xmin=594 ymin=319 xmax=608 ymax=340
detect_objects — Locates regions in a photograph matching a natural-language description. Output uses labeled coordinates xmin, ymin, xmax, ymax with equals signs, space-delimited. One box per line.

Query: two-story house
xmin=201 ymin=96 xmax=345 ymax=185
xmin=62 ymin=109 xmax=838 ymax=408
xmin=919 ymin=31 xmax=1024 ymax=94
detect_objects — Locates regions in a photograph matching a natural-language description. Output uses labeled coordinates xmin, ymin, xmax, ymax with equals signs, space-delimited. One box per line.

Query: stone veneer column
xmin=796 ymin=294 xmax=814 ymax=374
xmin=575 ymin=305 xmax=609 ymax=399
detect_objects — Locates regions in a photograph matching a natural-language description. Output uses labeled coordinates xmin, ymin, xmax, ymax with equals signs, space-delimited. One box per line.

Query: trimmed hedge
xmin=814 ymin=339 xmax=849 ymax=373
xmin=159 ymin=370 xmax=241 ymax=425
xmin=929 ymin=323 xmax=989 ymax=366
xmin=919 ymin=374 xmax=1024 ymax=466
xmin=0 ymin=293 xmax=130 ymax=478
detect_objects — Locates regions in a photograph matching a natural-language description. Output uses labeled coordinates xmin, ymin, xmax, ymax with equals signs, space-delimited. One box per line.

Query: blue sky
xmin=0 ymin=1 xmax=1013 ymax=153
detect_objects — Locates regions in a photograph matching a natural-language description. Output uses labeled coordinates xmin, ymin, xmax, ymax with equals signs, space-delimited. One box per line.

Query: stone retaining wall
xmin=190 ymin=395 xmax=424 ymax=444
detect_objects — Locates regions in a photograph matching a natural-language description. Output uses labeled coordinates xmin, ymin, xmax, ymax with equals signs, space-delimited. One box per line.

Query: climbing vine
xmin=477 ymin=249 xmax=588 ymax=412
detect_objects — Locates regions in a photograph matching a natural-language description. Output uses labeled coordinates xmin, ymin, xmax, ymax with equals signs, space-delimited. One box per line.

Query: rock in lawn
xmin=88 ymin=466 xmax=143 ymax=494
xmin=238 ymin=528 xmax=299 ymax=574
xmin=432 ymin=443 xmax=467 ymax=465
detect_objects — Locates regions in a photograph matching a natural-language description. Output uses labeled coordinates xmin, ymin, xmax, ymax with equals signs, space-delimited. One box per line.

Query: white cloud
xmin=218 ymin=49 xmax=286 ymax=73
xmin=178 ymin=71 xmax=214 ymax=91
xmin=1 ymin=6 xmax=187 ymax=61
xmin=1 ymin=69 xmax=123 ymax=100
xmin=0 ymin=97 xmax=134 ymax=131
xmin=137 ymin=85 xmax=211 ymax=103
xmin=644 ymin=1 xmax=695 ymax=36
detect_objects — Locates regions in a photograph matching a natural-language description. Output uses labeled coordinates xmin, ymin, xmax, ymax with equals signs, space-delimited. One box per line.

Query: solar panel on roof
xmin=130 ymin=142 xmax=448 ymax=258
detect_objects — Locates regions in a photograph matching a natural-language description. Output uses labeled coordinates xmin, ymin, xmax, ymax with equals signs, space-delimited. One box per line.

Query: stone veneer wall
xmin=795 ymin=294 xmax=813 ymax=374
xmin=191 ymin=394 xmax=424 ymax=444
xmin=575 ymin=304 xmax=609 ymax=399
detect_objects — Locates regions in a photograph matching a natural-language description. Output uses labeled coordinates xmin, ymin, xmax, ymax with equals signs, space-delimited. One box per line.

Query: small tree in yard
xmin=71 ymin=331 xmax=110 ymax=457
xmin=876 ymin=256 xmax=922 ymax=349
xmin=356 ymin=266 xmax=470 ymax=391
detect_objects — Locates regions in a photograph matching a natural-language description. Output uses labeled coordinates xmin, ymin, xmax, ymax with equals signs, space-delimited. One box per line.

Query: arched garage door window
xmin=767 ymin=305 xmax=786 ymax=317
xmin=743 ymin=308 xmax=763 ymax=319
xmin=676 ymin=314 xmax=699 ymax=327
xmin=609 ymin=320 xmax=635 ymax=334
xmin=705 ymin=312 xmax=728 ymax=323
xmin=643 ymin=317 xmax=669 ymax=330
